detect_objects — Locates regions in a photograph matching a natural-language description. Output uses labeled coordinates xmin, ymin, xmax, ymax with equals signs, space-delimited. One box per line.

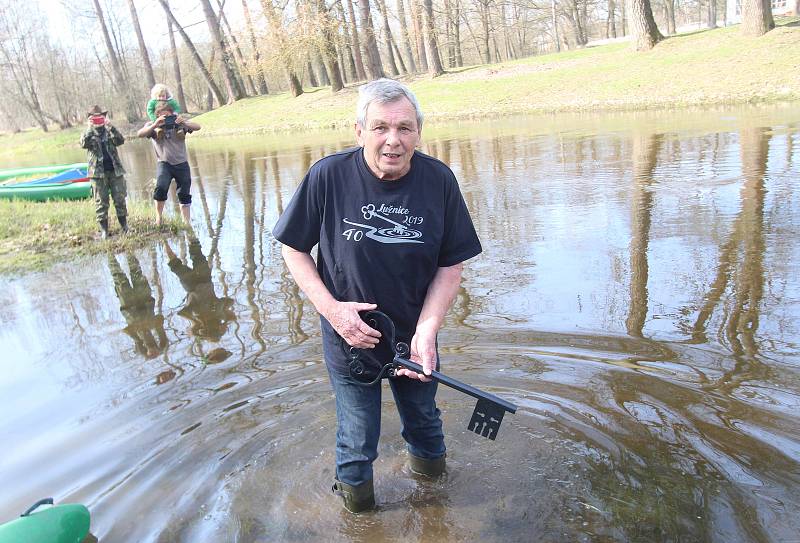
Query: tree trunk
xmin=199 ymin=0 xmax=244 ymax=103
xmin=357 ymin=0 xmax=386 ymax=80
xmin=215 ymin=0 xmax=257 ymax=96
xmin=454 ymin=4 xmax=463 ymax=65
xmin=707 ymin=0 xmax=717 ymax=28
xmin=664 ymin=0 xmax=676 ymax=34
xmin=241 ymin=0 xmax=269 ymax=94
xmin=345 ymin=0 xmax=368 ymax=80
xmin=552 ymin=0 xmax=561 ymax=51
xmin=336 ymin=42 xmax=350 ymax=83
xmin=478 ymin=0 xmax=491 ymax=62
xmin=315 ymin=52 xmax=331 ymax=86
xmin=92 ymin=0 xmax=138 ymax=121
xmin=626 ymin=0 xmax=663 ymax=51
xmin=397 ymin=0 xmax=418 ymax=72
xmin=443 ymin=0 xmax=455 ymax=67
xmin=608 ymin=0 xmax=618 ymax=38
xmin=126 ymin=0 xmax=156 ymax=90
xmin=259 ymin=0 xmax=304 ymax=97
xmin=741 ymin=0 xmax=775 ymax=36
xmin=167 ymin=16 xmax=188 ymax=113
xmin=157 ymin=0 xmax=225 ymax=106
xmin=422 ymin=0 xmax=444 ymax=76
xmin=412 ymin=0 xmax=428 ymax=71
xmin=376 ymin=0 xmax=401 ymax=75
xmin=335 ymin=0 xmax=359 ymax=81
xmin=621 ymin=0 xmax=627 ymax=35
xmin=316 ymin=0 xmax=345 ymax=91
xmin=307 ymin=60 xmax=319 ymax=87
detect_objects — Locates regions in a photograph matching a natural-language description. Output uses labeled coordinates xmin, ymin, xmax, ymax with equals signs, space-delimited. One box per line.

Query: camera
xmin=163 ymin=114 xmax=177 ymax=129
xmin=90 ymin=116 xmax=105 ymax=126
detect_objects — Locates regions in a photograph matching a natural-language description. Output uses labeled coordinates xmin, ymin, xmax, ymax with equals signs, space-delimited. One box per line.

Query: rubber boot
xmin=332 ymin=479 xmax=375 ymax=514
xmin=409 ymin=453 xmax=446 ymax=477
xmin=99 ymin=219 xmax=110 ymax=240
xmin=118 ymin=215 xmax=128 ymax=234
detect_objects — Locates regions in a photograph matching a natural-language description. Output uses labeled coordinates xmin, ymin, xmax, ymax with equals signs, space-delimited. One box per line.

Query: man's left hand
xmin=395 ymin=322 xmax=437 ymax=382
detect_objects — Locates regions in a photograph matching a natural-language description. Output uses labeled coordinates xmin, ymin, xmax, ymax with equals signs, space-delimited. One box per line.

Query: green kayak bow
xmin=0 ymin=498 xmax=90 ymax=543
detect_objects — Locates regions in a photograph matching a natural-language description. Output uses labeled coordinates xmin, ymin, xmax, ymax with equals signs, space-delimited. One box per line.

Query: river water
xmin=1 ymin=104 xmax=799 ymax=542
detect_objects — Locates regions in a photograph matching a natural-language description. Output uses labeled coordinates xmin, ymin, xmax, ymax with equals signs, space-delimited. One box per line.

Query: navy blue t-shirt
xmin=273 ymin=147 xmax=482 ymax=371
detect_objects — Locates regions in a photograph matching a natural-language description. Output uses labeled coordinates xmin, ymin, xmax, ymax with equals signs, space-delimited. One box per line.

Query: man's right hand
xmin=324 ymin=301 xmax=380 ymax=349
xmin=153 ymin=115 xmax=166 ymax=128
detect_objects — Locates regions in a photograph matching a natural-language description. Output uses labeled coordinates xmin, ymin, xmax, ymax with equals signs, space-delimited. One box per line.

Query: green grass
xmin=0 ymin=198 xmax=186 ymax=276
xmin=0 ymin=126 xmax=83 ymax=166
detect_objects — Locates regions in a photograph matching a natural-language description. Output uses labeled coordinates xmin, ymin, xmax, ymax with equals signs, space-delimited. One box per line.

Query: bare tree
xmin=397 ymin=0 xmax=419 ymax=72
xmin=707 ymin=0 xmax=717 ymax=28
xmin=375 ymin=0 xmax=401 ymax=75
xmin=215 ymin=0 xmax=258 ymax=96
xmin=260 ymin=0 xmax=304 ymax=97
xmin=91 ymin=0 xmax=138 ymax=120
xmin=626 ymin=0 xmax=663 ymax=51
xmin=345 ymin=0 xmax=368 ymax=80
xmin=663 ymin=0 xmax=676 ymax=35
xmin=474 ymin=0 xmax=492 ymax=62
xmin=199 ymin=0 xmax=245 ymax=103
xmin=552 ymin=0 xmax=561 ymax=51
xmin=241 ymin=0 xmax=270 ymax=94
xmin=357 ymin=0 xmax=386 ymax=80
xmin=167 ymin=15 xmax=188 ymax=112
xmin=412 ymin=0 xmax=428 ymax=70
xmin=607 ymin=0 xmax=618 ymax=38
xmin=334 ymin=0 xmax=359 ymax=81
xmin=126 ymin=0 xmax=155 ymax=90
xmin=0 ymin=1 xmax=55 ymax=130
xmin=157 ymin=0 xmax=226 ymax=106
xmin=741 ymin=0 xmax=775 ymax=36
xmin=315 ymin=0 xmax=345 ymax=91
xmin=422 ymin=0 xmax=444 ymax=76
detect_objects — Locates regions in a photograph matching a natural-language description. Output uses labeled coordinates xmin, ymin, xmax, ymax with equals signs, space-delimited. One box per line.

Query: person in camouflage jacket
xmin=80 ymin=105 xmax=128 ymax=239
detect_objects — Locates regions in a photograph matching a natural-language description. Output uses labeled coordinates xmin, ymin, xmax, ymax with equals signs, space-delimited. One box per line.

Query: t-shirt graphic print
xmin=343 ymin=202 xmax=424 ymax=244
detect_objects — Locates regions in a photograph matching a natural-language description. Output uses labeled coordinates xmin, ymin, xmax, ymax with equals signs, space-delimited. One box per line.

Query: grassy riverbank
xmin=1 ymin=19 xmax=798 ymax=160
xmin=0 ymin=199 xmax=186 ymax=276
xmin=197 ymin=18 xmax=800 ymax=134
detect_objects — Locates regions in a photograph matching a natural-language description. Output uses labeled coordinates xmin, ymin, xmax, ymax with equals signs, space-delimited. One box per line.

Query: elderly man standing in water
xmin=273 ymin=78 xmax=482 ymax=513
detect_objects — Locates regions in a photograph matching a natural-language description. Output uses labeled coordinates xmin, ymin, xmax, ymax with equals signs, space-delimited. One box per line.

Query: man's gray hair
xmin=356 ymin=78 xmax=424 ymax=130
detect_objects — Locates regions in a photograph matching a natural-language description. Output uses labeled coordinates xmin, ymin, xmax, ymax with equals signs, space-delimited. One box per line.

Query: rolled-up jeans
xmin=326 ymin=362 xmax=446 ymax=487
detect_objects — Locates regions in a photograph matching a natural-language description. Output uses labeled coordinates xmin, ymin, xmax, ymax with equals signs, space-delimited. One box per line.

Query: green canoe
xmin=0 ymin=166 xmax=91 ymax=202
xmin=0 ymin=163 xmax=88 ymax=182
xmin=0 ymin=499 xmax=90 ymax=543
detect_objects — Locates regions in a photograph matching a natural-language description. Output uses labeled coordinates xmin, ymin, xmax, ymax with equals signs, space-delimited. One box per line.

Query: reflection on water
xmin=108 ymin=252 xmax=167 ymax=360
xmin=163 ymin=235 xmax=236 ymax=342
xmin=1 ymin=105 xmax=799 ymax=542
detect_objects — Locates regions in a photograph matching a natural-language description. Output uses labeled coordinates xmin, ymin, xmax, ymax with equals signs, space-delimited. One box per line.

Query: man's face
xmin=355 ymin=97 xmax=421 ymax=181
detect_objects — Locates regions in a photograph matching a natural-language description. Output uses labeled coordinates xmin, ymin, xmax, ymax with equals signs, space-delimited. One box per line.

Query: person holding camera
xmin=80 ymin=105 xmax=128 ymax=239
xmin=137 ymin=103 xmax=201 ymax=226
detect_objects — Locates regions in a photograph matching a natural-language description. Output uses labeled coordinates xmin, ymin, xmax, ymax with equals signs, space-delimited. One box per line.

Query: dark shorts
xmin=153 ymin=161 xmax=191 ymax=205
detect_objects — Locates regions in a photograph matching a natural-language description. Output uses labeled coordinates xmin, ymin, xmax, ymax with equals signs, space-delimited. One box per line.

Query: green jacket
xmin=80 ymin=125 xmax=126 ymax=179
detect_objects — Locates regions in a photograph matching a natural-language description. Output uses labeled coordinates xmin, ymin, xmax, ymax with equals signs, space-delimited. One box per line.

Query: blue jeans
xmin=326 ymin=364 xmax=446 ymax=486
